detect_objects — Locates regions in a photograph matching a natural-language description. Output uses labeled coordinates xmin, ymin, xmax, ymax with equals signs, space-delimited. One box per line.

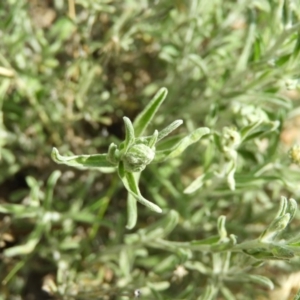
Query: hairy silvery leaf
xmin=288 ymin=198 xmax=298 ymax=222
xmin=51 ymin=147 xmax=115 ymax=170
xmin=260 ymin=213 xmax=291 ymax=242
xmin=107 ymin=143 xmax=119 ymax=165
xmin=240 ymin=120 xmax=263 ymax=141
xmin=126 ymin=173 xmax=140 ymax=230
xmin=276 ymin=196 xmax=288 ymax=218
xmin=185 ymin=261 xmax=208 ymax=275
xmin=227 ymin=163 xmax=236 ymax=191
xmin=123 ymin=116 xmax=135 ymax=153
xmin=157 ymin=119 xmax=183 ymax=142
xmin=243 ymin=248 xmax=276 ymax=260
xmin=155 ymin=127 xmax=210 ymax=161
xmin=119 ymin=248 xmax=131 ymax=278
xmin=259 ymin=198 xmax=297 ymax=242
xmin=148 ymin=129 xmax=158 ymax=148
xmin=133 ymin=87 xmax=168 ymax=137
xmin=4 ymin=224 xmax=45 ymax=257
xmin=166 ymin=127 xmax=210 ymax=159
xmin=244 ymin=274 xmax=274 ymax=290
xmin=184 ymin=174 xmax=205 ymax=194
xmin=220 ymin=286 xmax=236 ymax=300
xmin=147 ymin=281 xmax=170 ymax=292
xmin=126 ymin=210 xmax=179 ymax=242
xmin=0 ymin=204 xmax=39 ymax=218
xmin=271 ymin=245 xmax=294 ymax=259
xmin=176 ymin=248 xmax=193 ymax=264
xmin=118 ymin=162 xmax=162 ymax=213
xmin=44 ymin=170 xmax=61 ymax=210
xmin=191 ymin=236 xmax=220 ymax=247
xmin=126 ymin=193 xmax=137 ymax=230
xmin=144 ymin=210 xmax=179 ymax=240
xmin=198 ymin=284 xmax=219 ymax=300
xmin=217 ymin=216 xmax=227 ymax=240
xmin=184 ymin=172 xmax=214 ymax=194
xmin=242 ymin=121 xmax=280 ymax=142
xmin=25 ymin=176 xmax=41 ymax=206
xmin=229 ymin=234 xmax=237 ymax=245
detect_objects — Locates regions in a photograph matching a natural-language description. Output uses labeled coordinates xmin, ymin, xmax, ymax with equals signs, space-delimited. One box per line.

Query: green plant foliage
xmin=2 ymin=1 xmax=300 ymax=299
xmin=52 ymin=87 xmax=209 ymax=227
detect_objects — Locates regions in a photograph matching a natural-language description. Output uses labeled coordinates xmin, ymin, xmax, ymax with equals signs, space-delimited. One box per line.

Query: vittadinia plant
xmin=51 ymin=87 xmax=210 ymax=228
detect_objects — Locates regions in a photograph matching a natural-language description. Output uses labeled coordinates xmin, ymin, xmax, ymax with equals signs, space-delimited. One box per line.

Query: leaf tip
xmin=51 ymin=147 xmax=59 ymax=162
xmin=160 ymin=87 xmax=168 ymax=94
xmin=157 ymin=208 xmax=163 ymax=213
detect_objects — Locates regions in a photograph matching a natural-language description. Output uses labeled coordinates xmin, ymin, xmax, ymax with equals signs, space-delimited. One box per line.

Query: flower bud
xmin=222 ymin=127 xmax=241 ymax=149
xmin=123 ymin=144 xmax=155 ymax=172
xmin=289 ymin=145 xmax=300 ymax=165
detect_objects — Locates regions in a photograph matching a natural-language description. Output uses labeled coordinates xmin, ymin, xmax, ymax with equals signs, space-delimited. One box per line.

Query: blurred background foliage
xmin=2 ymin=0 xmax=300 ymax=299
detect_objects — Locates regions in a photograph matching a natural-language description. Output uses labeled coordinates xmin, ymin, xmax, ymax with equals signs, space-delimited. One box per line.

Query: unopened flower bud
xmin=123 ymin=144 xmax=155 ymax=172
xmin=289 ymin=145 xmax=300 ymax=164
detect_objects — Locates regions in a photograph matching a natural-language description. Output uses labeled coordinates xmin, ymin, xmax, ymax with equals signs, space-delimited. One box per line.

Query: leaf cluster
xmin=2 ymin=1 xmax=300 ymax=300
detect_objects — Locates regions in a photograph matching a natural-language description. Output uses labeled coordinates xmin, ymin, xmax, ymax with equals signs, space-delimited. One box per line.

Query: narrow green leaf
xmin=260 ymin=213 xmax=290 ymax=242
xmin=293 ymin=32 xmax=300 ymax=58
xmin=0 ymin=204 xmax=39 ymax=217
xmin=246 ymin=274 xmax=274 ymax=290
xmin=243 ymin=248 xmax=276 ymax=260
xmin=217 ymin=216 xmax=227 ymax=240
xmin=198 ymin=284 xmax=219 ymax=300
xmin=227 ymin=164 xmax=236 ymax=191
xmin=288 ymin=198 xmax=298 ymax=222
xmin=240 ymin=121 xmax=262 ymax=140
xmin=107 ymin=143 xmax=119 ymax=165
xmin=157 ymin=120 xmax=183 ymax=142
xmin=2 ymin=260 xmax=25 ymax=285
xmin=243 ymin=121 xmax=280 ymax=142
xmin=220 ymin=286 xmax=236 ymax=300
xmin=125 ymin=171 xmax=162 ymax=213
xmin=133 ymin=87 xmax=168 ymax=137
xmin=144 ymin=210 xmax=179 ymax=240
xmin=149 ymin=288 xmax=164 ymax=300
xmin=148 ymin=130 xmax=158 ymax=148
xmin=26 ymin=176 xmax=41 ymax=206
xmin=163 ymin=127 xmax=210 ymax=160
xmin=66 ymin=211 xmax=98 ymax=223
xmin=184 ymin=174 xmax=204 ymax=194
xmin=123 ymin=117 xmax=135 ymax=153
xmin=4 ymin=224 xmax=45 ymax=257
xmin=147 ymin=281 xmax=170 ymax=291
xmin=44 ymin=170 xmax=61 ymax=209
xmin=213 ymin=132 xmax=223 ymax=152
xmin=51 ymin=147 xmax=115 ymax=169
xmin=154 ymin=135 xmax=185 ymax=161
xmin=204 ymin=139 xmax=215 ymax=170
xmin=185 ymin=261 xmax=208 ymax=274
xmin=118 ymin=163 xmax=162 ymax=213
xmin=163 ymin=210 xmax=179 ymax=235
xmin=191 ymin=236 xmax=220 ymax=246
xmin=119 ymin=248 xmax=131 ymax=277
xmin=188 ymin=54 xmax=208 ymax=76
xmin=126 ymin=193 xmax=137 ymax=230
xmin=276 ymin=196 xmax=288 ymax=218
xmin=271 ymin=245 xmax=294 ymax=259
xmin=126 ymin=173 xmax=140 ymax=230
xmin=235 ymin=9 xmax=256 ymax=72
